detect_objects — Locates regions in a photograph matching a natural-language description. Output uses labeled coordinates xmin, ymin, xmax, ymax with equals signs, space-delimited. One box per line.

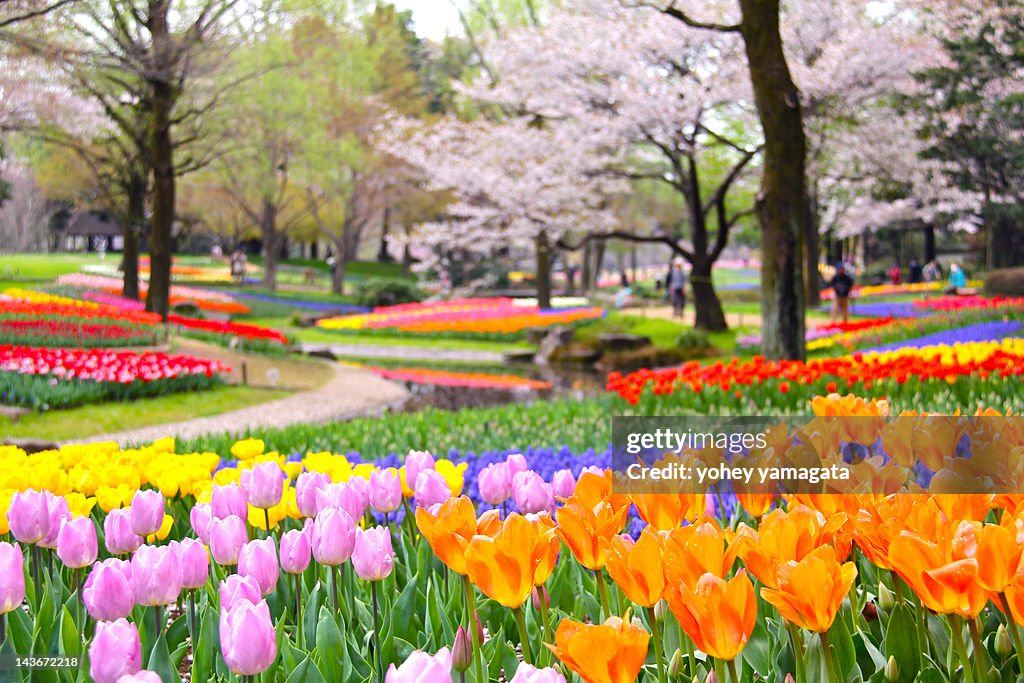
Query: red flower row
xmin=0 ymin=345 xmax=229 ymax=384
xmin=0 ymin=319 xmax=155 ymax=344
xmin=914 ymin=295 xmax=1024 ymax=312
xmin=167 ymin=315 xmax=289 ymax=345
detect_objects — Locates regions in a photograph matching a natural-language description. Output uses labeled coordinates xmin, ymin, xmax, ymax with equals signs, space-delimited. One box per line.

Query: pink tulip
xmin=311 ymin=507 xmax=356 ymax=566
xmin=579 ymin=465 xmax=604 ymax=478
xmin=238 ymin=537 xmax=278 ymax=595
xmin=57 ymin=516 xmax=98 ymax=568
xmin=385 ymin=647 xmax=453 ymax=683
xmin=279 ymin=529 xmax=311 ymax=575
xmin=104 ymin=508 xmax=143 ymax=556
xmin=348 ymin=476 xmax=370 ymax=510
xmin=8 ymin=489 xmax=51 ymax=544
xmin=132 ymin=543 xmax=182 ymax=607
xmin=220 ymin=599 xmax=277 ymax=675
xmin=129 ymin=490 xmax=165 ymax=537
xmin=178 ymin=538 xmax=209 ymax=590
xmin=369 ymin=469 xmax=402 ymax=514
xmin=414 ymin=470 xmax=451 ymax=509
xmin=404 ymin=450 xmax=436 ymax=491
xmin=190 ymin=503 xmax=213 ymax=544
xmin=241 ymin=461 xmax=285 ymax=509
xmin=38 ymin=494 xmax=71 ymax=549
xmin=294 ymin=471 xmax=331 ymax=518
xmin=352 ymin=526 xmax=394 ymax=581
xmin=220 ymin=575 xmax=262 ymax=612
xmin=315 ymin=482 xmax=365 ymax=522
xmin=115 ymin=671 xmax=163 ymax=683
xmin=512 ymin=471 xmax=554 ymax=514
xmin=89 ymin=618 xmax=141 ymax=683
xmin=211 ymin=484 xmax=248 ymax=520
xmin=551 ymin=469 xmax=576 ymax=500
xmin=506 ymin=453 xmax=528 ymax=476
xmin=0 ymin=542 xmax=25 ymax=614
xmin=209 ymin=515 xmax=247 ymax=566
xmin=509 ymin=663 xmax=567 ymax=683
xmin=478 ymin=462 xmax=513 ymax=505
xmin=83 ymin=559 xmax=134 ymax=621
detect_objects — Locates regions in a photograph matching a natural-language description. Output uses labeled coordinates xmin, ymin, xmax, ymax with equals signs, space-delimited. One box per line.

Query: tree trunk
xmin=331 ymin=240 xmax=347 ymax=295
xmin=591 ymin=238 xmax=606 ymax=291
xmin=261 ymin=198 xmax=280 ymax=291
xmin=535 ymin=231 xmax=552 ymax=308
xmin=690 ymin=258 xmax=727 ymax=331
xmin=923 ymin=223 xmax=935 ymax=263
xmin=145 ymin=3 xmax=175 ymax=322
xmin=580 ymin=241 xmax=592 ymax=293
xmin=377 ymin=207 xmax=393 ymax=262
xmin=739 ymin=0 xmax=808 ymax=360
xmin=804 ymin=215 xmax=821 ymax=307
xmin=121 ymin=174 xmax=146 ymax=300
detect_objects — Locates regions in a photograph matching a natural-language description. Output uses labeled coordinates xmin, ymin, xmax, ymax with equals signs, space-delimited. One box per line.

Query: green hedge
xmin=0 ymin=372 xmax=223 ymax=411
xmin=983 ymin=268 xmax=1024 ymax=297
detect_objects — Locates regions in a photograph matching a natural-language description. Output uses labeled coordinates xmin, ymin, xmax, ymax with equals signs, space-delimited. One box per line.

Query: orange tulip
xmin=664 ymin=518 xmax=737 ymax=589
xmin=735 ymin=491 xmax=775 ymax=518
xmin=415 ymin=495 xmax=479 ymax=575
xmin=667 ymin=570 xmax=757 ymax=661
xmin=555 ymin=476 xmax=630 ymax=571
xmin=532 ymin=513 xmax=561 ymax=586
xmin=465 ymin=513 xmax=555 ymax=609
xmin=631 ymin=493 xmax=707 ymax=531
xmin=605 ymin=528 xmax=666 ymax=608
xmin=547 ymin=616 xmax=650 ymax=683
xmin=568 ymin=470 xmax=631 ymax=512
xmin=760 ymin=545 xmax=857 ymax=633
xmin=962 ymin=521 xmax=1023 ymax=593
xmin=1001 ymin=577 xmax=1024 ymax=626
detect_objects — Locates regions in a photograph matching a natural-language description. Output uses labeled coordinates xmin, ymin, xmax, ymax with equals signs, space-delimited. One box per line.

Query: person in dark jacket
xmin=828 ymin=262 xmax=855 ymax=323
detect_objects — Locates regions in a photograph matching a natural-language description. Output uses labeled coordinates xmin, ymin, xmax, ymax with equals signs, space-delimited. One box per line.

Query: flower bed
xmin=0 ymin=345 xmax=228 ymax=409
xmin=0 ymin=318 xmax=159 ymax=348
xmin=367 ymin=365 xmax=553 ymax=390
xmin=56 ymin=274 xmax=251 ymax=314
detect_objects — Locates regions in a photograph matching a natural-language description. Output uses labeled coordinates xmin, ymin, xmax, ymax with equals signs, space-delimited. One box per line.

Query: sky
xmin=390 ymin=0 xmax=463 ymax=40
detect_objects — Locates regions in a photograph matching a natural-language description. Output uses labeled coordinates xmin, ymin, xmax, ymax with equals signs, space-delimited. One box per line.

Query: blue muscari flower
xmin=863 ymin=320 xmax=1022 ymax=353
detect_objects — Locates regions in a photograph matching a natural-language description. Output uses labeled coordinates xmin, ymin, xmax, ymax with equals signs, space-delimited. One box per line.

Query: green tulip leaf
xmin=284 ymin=656 xmax=327 ymax=683
xmin=314 ymin=609 xmax=345 ymax=682
xmin=884 ymin=604 xmax=921 ymax=683
xmin=190 ymin=605 xmax=218 ymax=683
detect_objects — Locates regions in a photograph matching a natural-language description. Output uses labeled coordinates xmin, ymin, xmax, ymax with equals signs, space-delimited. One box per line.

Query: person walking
xmin=908 ymin=258 xmax=923 ymax=284
xmin=828 ymin=261 xmax=855 ymax=323
xmin=947 ymin=263 xmax=966 ymax=294
xmin=668 ymin=258 xmax=687 ymax=319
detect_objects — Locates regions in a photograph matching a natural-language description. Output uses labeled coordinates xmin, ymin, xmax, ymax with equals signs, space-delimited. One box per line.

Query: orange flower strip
xmin=605 ymin=527 xmax=666 ymax=608
xmin=548 ymin=616 xmax=650 ymax=683
xmin=465 ymin=513 xmax=559 ymax=609
xmin=760 ymin=545 xmax=857 ymax=633
xmin=667 ymin=570 xmax=757 ymax=661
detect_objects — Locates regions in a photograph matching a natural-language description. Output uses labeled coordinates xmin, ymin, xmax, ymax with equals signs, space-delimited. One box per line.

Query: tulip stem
xmin=331 ymin=565 xmax=339 ymax=615
xmin=461 ymin=575 xmax=484 ymax=683
xmin=594 ymin=569 xmax=611 ymax=620
xmin=645 ymin=606 xmax=667 ymax=683
xmin=188 ymin=590 xmax=197 ymax=647
xmin=372 ymin=581 xmax=381 ymax=676
xmin=513 ymin=605 xmax=533 ymax=665
xmin=263 ymin=508 xmax=271 ymax=536
xmin=538 ymin=590 xmax=552 ymax=645
xmin=967 ymin=616 xmax=990 ymax=676
xmin=998 ymin=593 xmax=1024 ymax=674
xmin=294 ymin=573 xmax=303 ymax=648
xmin=726 ymin=658 xmax=740 ymax=683
xmin=30 ymin=545 xmax=40 ymax=612
xmin=947 ymin=615 xmax=976 ymax=683
xmin=785 ymin=621 xmax=805 ymax=683
xmin=0 ymin=613 xmax=6 ymax=646
xmin=820 ymin=631 xmax=839 ymax=683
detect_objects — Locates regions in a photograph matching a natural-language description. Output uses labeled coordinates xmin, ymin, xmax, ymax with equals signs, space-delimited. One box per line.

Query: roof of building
xmin=64 ymin=211 xmax=123 ymax=237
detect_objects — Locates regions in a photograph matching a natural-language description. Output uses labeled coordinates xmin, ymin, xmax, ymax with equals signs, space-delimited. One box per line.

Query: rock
xmin=306 ymin=348 xmax=338 ymax=361
xmin=598 ymin=333 xmax=652 ymax=352
xmin=2 ymin=438 xmax=58 ymax=453
xmin=553 ymin=348 xmax=603 ymax=365
xmin=0 ymin=405 xmax=29 ymax=422
xmin=502 ymin=350 xmax=536 ymax=364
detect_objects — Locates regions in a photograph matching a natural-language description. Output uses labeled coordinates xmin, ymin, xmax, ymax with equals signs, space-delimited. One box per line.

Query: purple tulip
xmin=414 ymin=470 xmax=451 ymax=509
xmin=512 ymin=471 xmax=554 ymax=514
xmin=89 ymin=618 xmax=141 ymax=683
xmin=509 ymin=663 xmax=567 ymax=683
xmin=0 ymin=543 xmax=25 ymax=614
xmin=478 ymin=462 xmax=513 ymax=505
xmin=190 ymin=503 xmax=213 ymax=545
xmin=129 ymin=490 xmax=165 ymax=537
xmin=294 ymin=471 xmax=331 ymax=518
xmin=506 ymin=453 xmax=528 ymax=476
xmin=57 ymin=516 xmax=98 ymax=568
xmin=404 ymin=450 xmax=436 ymax=492
xmin=83 ymin=559 xmax=134 ymax=621
xmin=178 ymin=538 xmax=210 ymax=590
xmin=38 ymin=495 xmax=70 ymax=550
xmin=352 ymin=526 xmax=394 ymax=581
xmin=8 ymin=489 xmax=51 ymax=544
xmin=238 ymin=537 xmax=278 ymax=596
xmin=315 ymin=482 xmax=366 ymax=522
xmin=551 ymin=469 xmax=577 ymax=500
xmin=279 ymin=529 xmax=311 ymax=575
xmin=132 ymin=543 xmax=182 ymax=607
xmin=209 ymin=515 xmax=248 ymax=566
xmin=311 ymin=507 xmax=356 ymax=566
xmin=220 ymin=574 xmax=262 ymax=612
xmin=115 ymin=671 xmax=163 ymax=683
xmin=220 ymin=599 xmax=277 ymax=675
xmin=385 ymin=648 xmax=453 ymax=683
xmin=104 ymin=508 xmax=143 ymax=556
xmin=241 ymin=461 xmax=285 ymax=510
xmin=211 ymin=484 xmax=248 ymax=520
xmin=369 ymin=469 xmax=402 ymax=514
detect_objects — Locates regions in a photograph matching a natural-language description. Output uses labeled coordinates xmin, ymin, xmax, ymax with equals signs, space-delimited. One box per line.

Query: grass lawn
xmin=0 ymin=254 xmax=107 ymax=282
xmin=169 ymin=337 xmax=336 ymax=390
xmin=1 ymin=385 xmax=289 ymax=442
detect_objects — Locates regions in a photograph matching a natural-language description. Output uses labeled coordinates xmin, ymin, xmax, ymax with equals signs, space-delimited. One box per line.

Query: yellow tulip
xmin=230 ymin=438 xmax=265 ymax=460
xmin=65 ymin=492 xmax=97 ymax=518
xmin=146 ymin=514 xmax=174 ymax=543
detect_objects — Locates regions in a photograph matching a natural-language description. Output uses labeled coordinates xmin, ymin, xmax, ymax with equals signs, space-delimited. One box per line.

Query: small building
xmin=51 ymin=209 xmax=137 ymax=253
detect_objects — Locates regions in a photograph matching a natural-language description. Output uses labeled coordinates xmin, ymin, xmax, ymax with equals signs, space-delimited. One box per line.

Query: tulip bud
xmin=878 ymin=582 xmax=896 ymax=611
xmin=784 ymin=675 xmax=795 ymax=683
xmin=532 ymin=586 xmax=549 ymax=611
xmin=996 ymin=624 xmax=1013 ymax=658
xmin=90 ymin=619 xmax=142 ymax=683
xmin=654 ymin=599 xmax=667 ymax=622
xmin=885 ymin=655 xmax=900 ymax=682
xmin=668 ymin=649 xmax=683 ymax=678
xmin=240 ymin=461 xmax=285 ymax=510
xmin=452 ymin=626 xmax=472 ymax=673
xmin=705 ymin=670 xmax=719 ymax=683
xmin=129 ymin=490 xmax=164 ymax=538
xmin=474 ymin=611 xmax=485 ymax=646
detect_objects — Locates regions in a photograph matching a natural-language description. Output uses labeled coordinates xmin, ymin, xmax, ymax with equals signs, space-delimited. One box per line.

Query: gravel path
xmin=64 ymin=362 xmax=410 ymax=446
xmin=299 ymin=342 xmax=506 ymax=363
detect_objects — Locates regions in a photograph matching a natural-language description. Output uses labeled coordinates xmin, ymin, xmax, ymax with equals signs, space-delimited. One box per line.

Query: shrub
xmin=984 ymin=267 xmax=1024 ymax=297
xmin=354 ymin=278 xmax=424 ymax=308
xmin=676 ymin=327 xmax=711 ymax=351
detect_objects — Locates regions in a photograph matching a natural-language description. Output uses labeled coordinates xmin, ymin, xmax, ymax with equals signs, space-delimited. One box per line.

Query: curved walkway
xmin=64 ymin=362 xmax=410 ymax=446
xmin=298 ymin=342 xmax=506 ymax=363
